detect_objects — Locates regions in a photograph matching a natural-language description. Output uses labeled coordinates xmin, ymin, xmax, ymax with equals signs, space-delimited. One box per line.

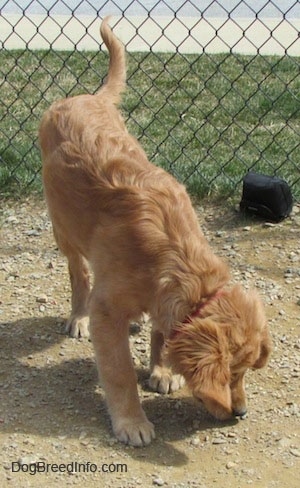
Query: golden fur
xmin=40 ymin=17 xmax=272 ymax=447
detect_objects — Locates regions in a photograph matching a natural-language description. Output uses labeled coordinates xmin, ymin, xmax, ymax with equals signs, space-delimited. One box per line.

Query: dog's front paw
xmin=65 ymin=315 xmax=90 ymax=339
xmin=113 ymin=417 xmax=155 ymax=447
xmin=149 ymin=366 xmax=185 ymax=394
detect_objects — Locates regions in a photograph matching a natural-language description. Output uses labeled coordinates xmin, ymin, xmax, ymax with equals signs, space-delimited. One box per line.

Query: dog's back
xmin=40 ymin=18 xmax=204 ymax=253
xmin=40 ymin=17 xmax=227 ymax=310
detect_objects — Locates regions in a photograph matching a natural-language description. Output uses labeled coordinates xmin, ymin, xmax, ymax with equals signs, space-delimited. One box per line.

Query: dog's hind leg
xmin=149 ymin=329 xmax=185 ymax=394
xmin=65 ymin=252 xmax=90 ymax=338
xmin=53 ymin=227 xmax=90 ymax=338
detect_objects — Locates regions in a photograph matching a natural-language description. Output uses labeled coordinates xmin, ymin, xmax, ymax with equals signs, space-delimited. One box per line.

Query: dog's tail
xmin=98 ymin=17 xmax=126 ymax=105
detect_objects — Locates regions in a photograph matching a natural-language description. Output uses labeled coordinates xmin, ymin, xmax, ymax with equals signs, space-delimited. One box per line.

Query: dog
xmin=40 ymin=17 xmax=272 ymax=447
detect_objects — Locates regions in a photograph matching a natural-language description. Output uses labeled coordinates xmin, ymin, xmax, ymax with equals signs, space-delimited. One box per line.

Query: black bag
xmin=240 ymin=172 xmax=293 ymax=222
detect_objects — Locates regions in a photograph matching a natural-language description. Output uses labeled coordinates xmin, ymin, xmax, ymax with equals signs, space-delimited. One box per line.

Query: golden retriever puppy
xmin=40 ymin=17 xmax=272 ymax=447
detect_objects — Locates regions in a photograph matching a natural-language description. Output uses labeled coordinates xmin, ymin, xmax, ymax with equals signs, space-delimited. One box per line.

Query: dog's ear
xmin=191 ymin=321 xmax=232 ymax=419
xmin=168 ymin=319 xmax=232 ymax=420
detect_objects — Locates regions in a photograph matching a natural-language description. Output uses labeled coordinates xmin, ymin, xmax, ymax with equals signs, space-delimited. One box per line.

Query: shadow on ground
xmin=1 ymin=316 xmax=237 ymax=467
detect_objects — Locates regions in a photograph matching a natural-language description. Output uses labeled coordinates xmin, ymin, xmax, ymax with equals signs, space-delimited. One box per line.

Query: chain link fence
xmin=0 ymin=1 xmax=299 ymax=200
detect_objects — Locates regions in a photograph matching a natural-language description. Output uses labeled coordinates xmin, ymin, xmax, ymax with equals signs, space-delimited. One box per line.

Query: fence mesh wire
xmin=0 ymin=1 xmax=299 ymax=199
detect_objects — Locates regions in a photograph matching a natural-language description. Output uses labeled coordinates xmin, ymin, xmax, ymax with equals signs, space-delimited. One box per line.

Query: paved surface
xmin=1 ymin=14 xmax=300 ymax=55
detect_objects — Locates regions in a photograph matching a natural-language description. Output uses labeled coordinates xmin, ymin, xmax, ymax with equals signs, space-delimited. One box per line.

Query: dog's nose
xmin=233 ymin=407 xmax=247 ymax=418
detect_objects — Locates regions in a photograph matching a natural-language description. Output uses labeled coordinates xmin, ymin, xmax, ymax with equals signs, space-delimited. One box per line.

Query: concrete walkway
xmin=1 ymin=14 xmax=300 ymax=55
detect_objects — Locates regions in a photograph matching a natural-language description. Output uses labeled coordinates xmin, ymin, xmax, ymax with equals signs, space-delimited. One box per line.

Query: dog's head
xmin=167 ymin=285 xmax=272 ymax=420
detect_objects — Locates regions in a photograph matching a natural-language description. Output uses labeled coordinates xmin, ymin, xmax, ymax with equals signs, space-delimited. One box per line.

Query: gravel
xmin=0 ymin=197 xmax=299 ymax=487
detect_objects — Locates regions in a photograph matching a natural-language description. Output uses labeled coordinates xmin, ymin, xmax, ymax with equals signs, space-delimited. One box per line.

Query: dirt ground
xmin=0 ymin=197 xmax=299 ymax=488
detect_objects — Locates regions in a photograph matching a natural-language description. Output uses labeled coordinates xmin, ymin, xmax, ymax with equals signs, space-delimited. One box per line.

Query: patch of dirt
xmin=0 ymin=197 xmax=299 ymax=488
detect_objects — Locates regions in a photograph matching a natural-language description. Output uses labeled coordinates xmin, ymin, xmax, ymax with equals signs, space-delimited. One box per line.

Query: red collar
xmin=169 ymin=290 xmax=224 ymax=340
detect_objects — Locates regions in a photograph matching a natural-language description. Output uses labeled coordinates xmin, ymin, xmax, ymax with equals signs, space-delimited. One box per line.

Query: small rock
xmin=192 ymin=419 xmax=201 ymax=429
xmin=290 ymin=448 xmax=300 ymax=457
xmin=242 ymin=468 xmax=256 ymax=477
xmin=80 ymin=440 xmax=90 ymax=446
xmin=227 ymin=432 xmax=237 ymax=438
xmin=212 ymin=438 xmax=227 ymax=445
xmin=23 ymin=437 xmax=35 ymax=446
xmin=26 ymin=229 xmax=40 ymax=237
xmin=153 ymin=477 xmax=165 ymax=486
xmin=263 ymin=222 xmax=277 ymax=228
xmin=18 ymin=456 xmax=38 ymax=466
xmin=190 ymin=437 xmax=200 ymax=447
xmin=278 ymin=437 xmax=291 ymax=448
xmin=6 ymin=216 xmax=18 ymax=224
xmin=36 ymin=295 xmax=48 ymax=304
xmin=226 ymin=461 xmax=237 ymax=469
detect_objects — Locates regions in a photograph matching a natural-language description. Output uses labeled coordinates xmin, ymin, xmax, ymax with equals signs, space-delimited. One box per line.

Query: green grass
xmin=0 ymin=49 xmax=299 ymax=200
